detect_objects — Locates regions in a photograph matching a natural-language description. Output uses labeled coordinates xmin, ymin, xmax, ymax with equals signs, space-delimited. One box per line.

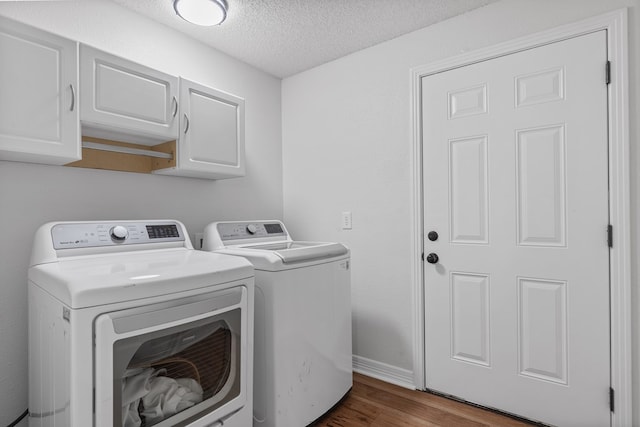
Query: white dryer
xmin=202 ymin=220 xmax=352 ymax=427
xmin=28 ymin=220 xmax=254 ymax=427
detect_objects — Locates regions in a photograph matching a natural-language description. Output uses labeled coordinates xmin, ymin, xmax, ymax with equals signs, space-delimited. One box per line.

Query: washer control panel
xmin=217 ymin=221 xmax=287 ymax=241
xmin=51 ymin=221 xmax=184 ymax=249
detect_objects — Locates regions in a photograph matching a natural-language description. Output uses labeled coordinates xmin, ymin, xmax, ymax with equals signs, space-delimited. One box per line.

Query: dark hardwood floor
xmin=313 ymin=373 xmax=537 ymax=427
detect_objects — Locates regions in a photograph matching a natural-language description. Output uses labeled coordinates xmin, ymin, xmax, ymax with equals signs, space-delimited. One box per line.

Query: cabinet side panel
xmin=29 ymin=284 xmax=71 ymax=426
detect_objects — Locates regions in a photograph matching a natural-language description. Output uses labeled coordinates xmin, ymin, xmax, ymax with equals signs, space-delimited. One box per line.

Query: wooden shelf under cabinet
xmin=66 ymin=136 xmax=176 ymax=174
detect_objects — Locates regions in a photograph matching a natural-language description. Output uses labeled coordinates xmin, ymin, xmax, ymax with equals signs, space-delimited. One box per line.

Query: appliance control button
xmin=246 ymin=224 xmax=257 ymax=235
xmin=110 ymin=225 xmax=129 ymax=241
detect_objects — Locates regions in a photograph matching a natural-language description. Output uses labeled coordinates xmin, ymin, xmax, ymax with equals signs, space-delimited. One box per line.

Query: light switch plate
xmin=341 ymin=211 xmax=352 ymax=230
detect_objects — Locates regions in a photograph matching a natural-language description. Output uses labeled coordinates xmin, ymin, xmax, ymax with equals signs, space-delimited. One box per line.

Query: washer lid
xmin=241 ymin=241 xmax=348 ymax=264
xmin=28 ymin=249 xmax=253 ymax=308
xmin=216 ymin=241 xmax=349 ymax=271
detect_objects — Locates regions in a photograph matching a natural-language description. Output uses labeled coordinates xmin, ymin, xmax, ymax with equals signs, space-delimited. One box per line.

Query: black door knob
xmin=426 ymin=253 xmax=439 ymax=264
xmin=427 ymin=231 xmax=439 ymax=241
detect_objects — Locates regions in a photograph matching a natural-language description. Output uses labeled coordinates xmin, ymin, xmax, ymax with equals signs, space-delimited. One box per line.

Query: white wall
xmin=282 ymin=0 xmax=640 ymax=421
xmin=0 ymin=1 xmax=282 ymax=425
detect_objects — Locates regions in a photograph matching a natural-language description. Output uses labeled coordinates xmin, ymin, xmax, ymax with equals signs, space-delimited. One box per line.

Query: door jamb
xmin=409 ymin=8 xmax=631 ymax=426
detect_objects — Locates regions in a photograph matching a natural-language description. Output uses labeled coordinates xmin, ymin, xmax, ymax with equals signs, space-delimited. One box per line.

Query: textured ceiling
xmin=109 ymin=0 xmax=498 ymax=78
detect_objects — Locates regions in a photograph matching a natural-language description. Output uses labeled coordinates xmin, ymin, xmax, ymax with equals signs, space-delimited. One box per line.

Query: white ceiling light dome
xmin=173 ymin=0 xmax=228 ymax=26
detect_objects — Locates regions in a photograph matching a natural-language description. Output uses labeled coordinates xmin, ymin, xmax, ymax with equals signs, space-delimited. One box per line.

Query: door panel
xmin=80 ymin=45 xmax=178 ymax=141
xmin=450 ymin=272 xmax=491 ymax=366
xmin=177 ymin=77 xmax=245 ymax=178
xmin=422 ymin=31 xmax=609 ymax=427
xmin=449 ymin=135 xmax=489 ymax=244
xmin=517 ymin=277 xmax=567 ymax=384
xmin=0 ymin=16 xmax=80 ymax=164
xmin=516 ymin=125 xmax=566 ymax=246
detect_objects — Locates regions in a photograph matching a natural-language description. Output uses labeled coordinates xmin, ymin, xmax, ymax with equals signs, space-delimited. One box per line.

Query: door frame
xmin=409 ymin=9 xmax=631 ymax=426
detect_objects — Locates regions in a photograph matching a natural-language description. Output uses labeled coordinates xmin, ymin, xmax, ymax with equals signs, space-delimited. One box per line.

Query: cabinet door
xmin=171 ymin=78 xmax=245 ymax=179
xmin=0 ymin=16 xmax=80 ymax=165
xmin=80 ymin=45 xmax=178 ymax=143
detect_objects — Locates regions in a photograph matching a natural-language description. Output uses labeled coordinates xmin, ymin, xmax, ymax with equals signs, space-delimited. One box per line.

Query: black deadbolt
xmin=427 ymin=231 xmax=439 ymax=241
xmin=426 ymin=253 xmax=439 ymax=264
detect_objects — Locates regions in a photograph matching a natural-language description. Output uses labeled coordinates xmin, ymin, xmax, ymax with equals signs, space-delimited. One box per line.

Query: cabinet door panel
xmin=95 ymin=63 xmax=169 ymax=124
xmin=0 ymin=16 xmax=80 ymax=164
xmin=189 ymin=91 xmax=238 ymax=166
xmin=81 ymin=45 xmax=178 ymax=143
xmin=166 ymin=77 xmax=244 ymax=179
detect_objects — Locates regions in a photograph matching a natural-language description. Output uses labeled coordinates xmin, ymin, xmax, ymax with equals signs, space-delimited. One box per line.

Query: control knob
xmin=110 ymin=225 xmax=129 ymax=241
xmin=246 ymin=224 xmax=258 ymax=235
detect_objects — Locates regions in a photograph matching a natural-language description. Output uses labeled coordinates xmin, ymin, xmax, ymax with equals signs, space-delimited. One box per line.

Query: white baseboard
xmin=352 ymin=355 xmax=415 ymax=390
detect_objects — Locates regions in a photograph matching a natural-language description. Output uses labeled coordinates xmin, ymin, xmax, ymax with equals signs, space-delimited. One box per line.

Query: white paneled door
xmin=422 ymin=31 xmax=610 ymax=426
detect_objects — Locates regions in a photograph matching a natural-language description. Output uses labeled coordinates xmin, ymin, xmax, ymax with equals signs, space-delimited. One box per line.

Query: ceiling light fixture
xmin=173 ymin=0 xmax=228 ymax=26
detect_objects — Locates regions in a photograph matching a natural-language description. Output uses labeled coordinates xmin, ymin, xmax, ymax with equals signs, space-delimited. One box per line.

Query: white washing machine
xmin=28 ymin=220 xmax=254 ymax=427
xmin=202 ymin=220 xmax=352 ymax=427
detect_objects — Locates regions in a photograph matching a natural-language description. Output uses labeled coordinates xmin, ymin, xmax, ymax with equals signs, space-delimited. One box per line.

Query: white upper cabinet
xmin=0 ymin=17 xmax=245 ymax=179
xmin=155 ymin=78 xmax=245 ymax=179
xmin=0 ymin=16 xmax=80 ymax=165
xmin=80 ymin=45 xmax=178 ymax=144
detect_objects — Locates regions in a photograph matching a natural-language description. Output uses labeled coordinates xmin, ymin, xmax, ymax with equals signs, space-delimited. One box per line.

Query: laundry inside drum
xmin=114 ymin=312 xmax=241 ymax=427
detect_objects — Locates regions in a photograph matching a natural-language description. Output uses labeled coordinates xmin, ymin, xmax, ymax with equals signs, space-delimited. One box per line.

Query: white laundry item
xmin=120 ymin=367 xmax=204 ymax=427
xmin=122 ymin=368 xmax=155 ymax=405
xmin=175 ymin=378 xmax=204 ymax=412
xmin=141 ymin=374 xmax=204 ymax=426
xmin=122 ymin=401 xmax=142 ymax=427
xmin=121 ymin=368 xmax=157 ymax=427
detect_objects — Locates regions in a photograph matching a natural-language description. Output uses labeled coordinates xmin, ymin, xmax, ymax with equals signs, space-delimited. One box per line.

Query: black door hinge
xmin=606 ymin=61 xmax=611 ymax=85
xmin=610 ymin=387 xmax=615 ymax=412
xmin=607 ymin=224 xmax=613 ymax=248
